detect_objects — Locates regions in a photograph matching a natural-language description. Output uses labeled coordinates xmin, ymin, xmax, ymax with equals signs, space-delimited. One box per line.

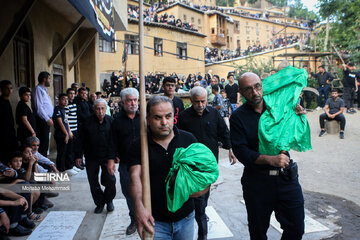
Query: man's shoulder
xmin=177 ymin=129 xmax=197 ymax=144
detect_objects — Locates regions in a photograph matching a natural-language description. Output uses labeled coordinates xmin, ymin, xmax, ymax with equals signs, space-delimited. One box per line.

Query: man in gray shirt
xmin=319 ymin=89 xmax=346 ymax=139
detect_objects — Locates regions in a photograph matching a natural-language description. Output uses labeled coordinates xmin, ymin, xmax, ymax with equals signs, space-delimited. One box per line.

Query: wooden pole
xmin=331 ymin=42 xmax=345 ymax=65
xmin=139 ymin=0 xmax=153 ymax=239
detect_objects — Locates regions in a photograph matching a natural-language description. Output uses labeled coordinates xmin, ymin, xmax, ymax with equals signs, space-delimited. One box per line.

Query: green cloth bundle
xmin=259 ymin=65 xmax=312 ymax=155
xmin=166 ymin=143 xmax=219 ymax=213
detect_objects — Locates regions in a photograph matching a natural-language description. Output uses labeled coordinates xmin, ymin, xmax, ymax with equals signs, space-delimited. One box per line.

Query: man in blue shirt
xmin=31 ymin=72 xmax=54 ymax=157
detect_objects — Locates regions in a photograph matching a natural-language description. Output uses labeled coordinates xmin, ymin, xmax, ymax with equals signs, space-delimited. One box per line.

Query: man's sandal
xmin=28 ymin=212 xmax=42 ymax=222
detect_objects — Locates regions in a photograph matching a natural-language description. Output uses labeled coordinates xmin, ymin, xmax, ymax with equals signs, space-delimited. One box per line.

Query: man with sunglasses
xmin=230 ymin=72 xmax=304 ymax=240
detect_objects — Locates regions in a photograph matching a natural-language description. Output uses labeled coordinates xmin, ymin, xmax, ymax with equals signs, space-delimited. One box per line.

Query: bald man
xmin=230 ymin=72 xmax=304 ymax=240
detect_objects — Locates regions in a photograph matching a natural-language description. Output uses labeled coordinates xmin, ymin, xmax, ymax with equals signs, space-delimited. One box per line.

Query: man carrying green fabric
xmin=230 ymin=72 xmax=306 ymax=240
xmin=128 ymin=96 xmax=210 ymax=240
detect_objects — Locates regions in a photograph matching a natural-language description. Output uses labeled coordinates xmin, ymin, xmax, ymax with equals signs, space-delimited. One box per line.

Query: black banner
xmin=68 ymin=0 xmax=115 ymax=41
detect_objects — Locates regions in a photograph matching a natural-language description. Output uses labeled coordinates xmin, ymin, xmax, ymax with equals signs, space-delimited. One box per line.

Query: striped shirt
xmin=65 ymin=102 xmax=78 ymax=132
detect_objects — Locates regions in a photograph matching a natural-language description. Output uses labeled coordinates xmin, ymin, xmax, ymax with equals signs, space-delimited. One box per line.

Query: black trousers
xmin=119 ymin=163 xmax=135 ymax=222
xmin=55 ymin=136 xmax=73 ymax=172
xmin=319 ymin=113 xmax=346 ymax=131
xmin=242 ymin=169 xmax=304 ymax=240
xmin=343 ymin=87 xmax=355 ymax=109
xmin=194 ymin=190 xmax=210 ymax=237
xmin=35 ymin=116 xmax=50 ymax=157
xmin=85 ymin=159 xmax=116 ymax=207
xmin=303 ymin=90 xmax=312 ymax=109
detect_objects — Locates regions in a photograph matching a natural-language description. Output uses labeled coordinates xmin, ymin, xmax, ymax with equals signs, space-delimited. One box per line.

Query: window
xmin=176 ymin=42 xmax=187 ymax=60
xmin=191 ymin=17 xmax=195 ymax=23
xmin=211 ymin=28 xmax=215 ymax=34
xmin=99 ymin=35 xmax=115 ymax=52
xmin=198 ymin=19 xmax=201 ymax=24
xmin=125 ymin=34 xmax=139 ymax=55
xmin=154 ymin=37 xmax=163 ymax=56
xmin=13 ymin=24 xmax=31 ymax=87
xmin=184 ymin=15 xmax=187 ymax=21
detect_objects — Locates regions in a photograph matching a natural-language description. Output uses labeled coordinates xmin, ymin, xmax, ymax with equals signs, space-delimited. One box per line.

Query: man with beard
xmin=177 ymin=86 xmax=236 ymax=240
xmin=108 ymin=88 xmax=139 ymax=235
xmin=31 ymin=72 xmax=53 ymax=157
xmin=128 ymin=96 xmax=208 ymax=239
xmin=319 ymin=89 xmax=346 ymax=139
xmin=75 ymin=99 xmax=116 ymax=213
xmin=230 ymin=72 xmax=304 ymax=240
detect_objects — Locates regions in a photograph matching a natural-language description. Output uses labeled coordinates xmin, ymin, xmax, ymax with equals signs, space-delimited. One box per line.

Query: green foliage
xmin=288 ymin=0 xmax=319 ymax=21
xmin=317 ymin=0 xmax=360 ymax=63
xmin=216 ymin=0 xmax=235 ymax=7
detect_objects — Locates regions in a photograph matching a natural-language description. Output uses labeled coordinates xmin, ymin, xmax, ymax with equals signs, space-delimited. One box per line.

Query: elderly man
xmin=109 ymin=88 xmax=139 ymax=235
xmin=128 ymin=96 xmax=208 ymax=240
xmin=230 ymin=72 xmax=304 ymax=240
xmin=177 ymin=86 xmax=236 ymax=240
xmin=75 ymin=99 xmax=116 ymax=213
xmin=31 ymin=72 xmax=53 ymax=157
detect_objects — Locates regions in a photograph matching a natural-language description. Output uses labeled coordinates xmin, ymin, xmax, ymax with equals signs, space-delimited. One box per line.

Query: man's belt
xmin=255 ymin=169 xmax=280 ymax=176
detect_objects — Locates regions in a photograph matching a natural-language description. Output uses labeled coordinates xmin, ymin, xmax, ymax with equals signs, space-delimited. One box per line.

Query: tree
xmin=216 ymin=0 xmax=235 ymax=7
xmin=317 ymin=0 xmax=360 ymax=62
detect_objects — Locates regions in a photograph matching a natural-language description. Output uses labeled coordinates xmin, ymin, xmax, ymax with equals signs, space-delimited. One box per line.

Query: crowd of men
xmin=128 ymin=3 xmax=198 ymax=32
xmin=205 ymin=34 xmax=302 ymax=63
xmin=0 ymin=60 xmax=359 ymax=239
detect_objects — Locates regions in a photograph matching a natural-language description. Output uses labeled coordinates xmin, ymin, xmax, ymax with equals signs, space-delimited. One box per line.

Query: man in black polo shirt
xmin=109 ymin=88 xmax=140 ymax=235
xmin=162 ymin=77 xmax=184 ymax=125
xmin=319 ymin=89 xmax=346 ymax=139
xmin=342 ymin=63 xmax=358 ymax=113
xmin=311 ymin=65 xmax=334 ymax=110
xmin=128 ymin=96 xmax=208 ymax=240
xmin=75 ymin=99 xmax=116 ymax=214
xmin=231 ymin=72 xmax=304 ymax=240
xmin=177 ymin=86 xmax=236 ymax=240
xmin=225 ymin=74 xmax=240 ymax=113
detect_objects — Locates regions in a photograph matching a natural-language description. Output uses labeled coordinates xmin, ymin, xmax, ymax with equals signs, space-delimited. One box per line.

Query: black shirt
xmin=53 ymin=106 xmax=69 ymax=139
xmin=172 ymin=96 xmax=184 ymax=125
xmin=75 ymin=97 xmax=91 ymax=127
xmin=128 ymin=127 xmax=197 ymax=222
xmin=311 ymin=71 xmax=334 ymax=86
xmin=177 ymin=106 xmax=231 ymax=160
xmin=112 ymin=109 xmax=140 ymax=164
xmin=16 ymin=101 xmax=36 ymax=141
xmin=225 ymin=83 xmax=239 ymax=104
xmin=230 ymin=102 xmax=279 ymax=171
xmin=0 ymin=97 xmax=17 ymax=159
xmin=342 ymin=69 xmax=357 ymax=88
xmin=75 ymin=115 xmax=115 ymax=162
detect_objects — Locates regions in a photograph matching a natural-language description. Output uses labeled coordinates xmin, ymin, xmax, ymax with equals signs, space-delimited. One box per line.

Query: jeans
xmin=118 ymin=163 xmax=135 ymax=222
xmin=320 ymin=113 xmax=346 ymax=131
xmin=154 ymin=211 xmax=195 ymax=240
xmin=317 ymin=85 xmax=330 ymax=107
xmin=242 ymin=169 xmax=304 ymax=240
xmin=230 ymin=103 xmax=237 ymax=114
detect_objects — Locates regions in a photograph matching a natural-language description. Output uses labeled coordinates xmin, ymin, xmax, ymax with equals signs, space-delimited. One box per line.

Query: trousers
xmin=317 ymin=85 xmax=330 ymax=107
xmin=35 ymin=116 xmax=50 ymax=157
xmin=154 ymin=211 xmax=195 ymax=240
xmin=194 ymin=190 xmax=210 ymax=237
xmin=242 ymin=169 xmax=304 ymax=240
xmin=85 ymin=159 xmax=116 ymax=206
xmin=119 ymin=163 xmax=135 ymax=222
xmin=319 ymin=113 xmax=346 ymax=131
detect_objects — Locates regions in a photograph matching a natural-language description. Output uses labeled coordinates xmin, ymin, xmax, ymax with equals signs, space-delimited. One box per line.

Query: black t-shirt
xmin=53 ymin=106 xmax=69 ymax=139
xmin=16 ymin=101 xmax=36 ymax=140
xmin=342 ymin=69 xmax=357 ymax=88
xmin=128 ymin=127 xmax=197 ymax=222
xmin=225 ymin=83 xmax=239 ymax=104
xmin=172 ymin=96 xmax=184 ymax=125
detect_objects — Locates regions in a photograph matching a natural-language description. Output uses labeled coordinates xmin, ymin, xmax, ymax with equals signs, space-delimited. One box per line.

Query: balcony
xmin=210 ymin=34 xmax=226 ymax=46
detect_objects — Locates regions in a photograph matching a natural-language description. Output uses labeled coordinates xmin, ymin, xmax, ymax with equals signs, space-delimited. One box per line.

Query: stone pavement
xmin=12 ymin=110 xmax=360 ymax=240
